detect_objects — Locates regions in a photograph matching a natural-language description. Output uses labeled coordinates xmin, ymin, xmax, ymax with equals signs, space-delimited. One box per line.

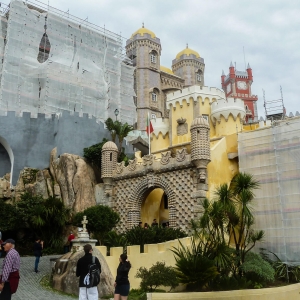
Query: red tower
xmin=221 ymin=62 xmax=258 ymax=123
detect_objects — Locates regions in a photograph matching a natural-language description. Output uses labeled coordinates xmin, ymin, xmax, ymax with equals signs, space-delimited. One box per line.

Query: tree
xmin=73 ymin=205 xmax=120 ymax=244
xmin=0 ymin=200 xmax=19 ymax=232
xmin=83 ymin=138 xmax=109 ymax=167
xmin=104 ymin=117 xmax=133 ymax=157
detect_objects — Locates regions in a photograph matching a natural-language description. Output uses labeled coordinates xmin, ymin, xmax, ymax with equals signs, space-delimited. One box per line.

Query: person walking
xmin=0 ymin=239 xmax=20 ymax=300
xmin=76 ymin=244 xmax=101 ymax=300
xmin=114 ymin=254 xmax=131 ymax=300
xmin=33 ymin=238 xmax=43 ymax=273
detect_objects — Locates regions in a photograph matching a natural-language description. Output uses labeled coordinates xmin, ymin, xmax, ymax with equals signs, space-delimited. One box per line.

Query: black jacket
xmin=115 ymin=262 xmax=131 ymax=285
xmin=76 ymin=253 xmax=101 ymax=287
xmin=33 ymin=242 xmax=43 ymax=257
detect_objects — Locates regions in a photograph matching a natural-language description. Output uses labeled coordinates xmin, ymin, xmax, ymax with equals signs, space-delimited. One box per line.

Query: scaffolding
xmin=0 ymin=0 xmax=136 ymax=124
xmin=238 ymin=117 xmax=300 ymax=264
xmin=263 ymin=87 xmax=286 ymax=121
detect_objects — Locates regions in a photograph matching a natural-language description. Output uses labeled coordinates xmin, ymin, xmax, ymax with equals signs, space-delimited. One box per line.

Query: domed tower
xmin=126 ymin=25 xmax=162 ymax=130
xmin=190 ymin=115 xmax=210 ymax=170
xmin=172 ymin=45 xmax=205 ymax=87
xmin=101 ymin=141 xmax=118 ymax=184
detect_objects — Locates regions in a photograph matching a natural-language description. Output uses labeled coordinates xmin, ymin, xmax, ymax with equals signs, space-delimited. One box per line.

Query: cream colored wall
xmin=96 ymin=237 xmax=192 ymax=290
xmin=151 ymin=132 xmax=169 ymax=157
xmin=171 ymin=99 xmax=193 ymax=146
xmin=207 ymin=136 xmax=238 ymax=199
xmin=141 ymin=188 xmax=164 ymax=225
xmin=215 ymin=115 xmax=243 ymax=137
xmin=148 ymin=283 xmax=300 ymax=300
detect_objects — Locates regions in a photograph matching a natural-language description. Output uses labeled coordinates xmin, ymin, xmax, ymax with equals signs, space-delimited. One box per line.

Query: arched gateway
xmin=101 ymin=116 xmax=211 ymax=232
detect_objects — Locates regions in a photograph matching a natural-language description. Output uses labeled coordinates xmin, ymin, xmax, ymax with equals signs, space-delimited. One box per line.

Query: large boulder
xmin=52 ymin=247 xmax=114 ymax=297
xmin=50 ymin=149 xmax=97 ymax=211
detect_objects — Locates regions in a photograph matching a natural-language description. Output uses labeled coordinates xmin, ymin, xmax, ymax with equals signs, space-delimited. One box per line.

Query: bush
xmin=73 ymin=205 xmax=120 ymax=244
xmin=135 ymin=262 xmax=179 ymax=292
xmin=240 ymin=252 xmax=275 ymax=285
xmin=83 ymin=138 xmax=108 ymax=167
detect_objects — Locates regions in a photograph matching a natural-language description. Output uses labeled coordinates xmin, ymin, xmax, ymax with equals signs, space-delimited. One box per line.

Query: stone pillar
xmin=190 ymin=115 xmax=211 ymax=218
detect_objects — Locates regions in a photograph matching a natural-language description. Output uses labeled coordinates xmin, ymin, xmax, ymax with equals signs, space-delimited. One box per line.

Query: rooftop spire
xmin=247 ymin=62 xmax=251 ymax=69
xmin=230 ymin=61 xmax=234 ymax=67
xmin=222 ymin=70 xmax=225 ymax=76
xmin=142 ymin=22 xmax=144 ymax=28
xmin=186 ymin=43 xmax=188 ymax=49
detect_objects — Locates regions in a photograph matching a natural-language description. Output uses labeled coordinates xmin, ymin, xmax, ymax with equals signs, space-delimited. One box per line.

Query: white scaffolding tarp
xmin=238 ymin=117 xmax=300 ymax=263
xmin=0 ymin=0 xmax=136 ymax=124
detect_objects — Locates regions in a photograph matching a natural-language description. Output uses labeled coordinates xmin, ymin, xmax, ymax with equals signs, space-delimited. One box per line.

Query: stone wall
xmin=0 ymin=109 xmax=133 ymax=185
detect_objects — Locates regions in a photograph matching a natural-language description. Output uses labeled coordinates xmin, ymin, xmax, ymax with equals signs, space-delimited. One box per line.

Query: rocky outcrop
xmin=50 ymin=148 xmax=97 ymax=211
xmin=52 ymin=247 xmax=114 ymax=297
xmin=0 ymin=147 xmax=98 ymax=213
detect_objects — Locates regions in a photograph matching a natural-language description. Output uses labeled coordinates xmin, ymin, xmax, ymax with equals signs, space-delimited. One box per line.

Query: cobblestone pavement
xmin=0 ymin=255 xmax=76 ymax=300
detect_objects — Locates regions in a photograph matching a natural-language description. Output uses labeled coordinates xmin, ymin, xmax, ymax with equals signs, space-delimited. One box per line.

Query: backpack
xmin=83 ymin=256 xmax=101 ymax=288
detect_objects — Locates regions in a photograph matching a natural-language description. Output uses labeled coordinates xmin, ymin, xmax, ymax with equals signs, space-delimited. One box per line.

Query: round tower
xmin=172 ymin=44 xmax=205 ymax=87
xmin=190 ymin=115 xmax=210 ymax=169
xmin=210 ymin=98 xmax=246 ymax=137
xmin=126 ymin=25 xmax=162 ymax=130
xmin=101 ymin=141 xmax=118 ymax=184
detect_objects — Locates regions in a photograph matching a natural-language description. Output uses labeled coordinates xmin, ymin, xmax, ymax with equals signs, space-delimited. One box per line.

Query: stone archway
xmin=0 ymin=135 xmax=14 ymax=186
xmin=127 ymin=173 xmax=177 ymax=229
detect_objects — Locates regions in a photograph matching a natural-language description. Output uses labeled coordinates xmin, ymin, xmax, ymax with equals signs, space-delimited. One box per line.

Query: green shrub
xmin=83 ymin=138 xmax=108 ymax=167
xmin=135 ymin=262 xmax=179 ymax=292
xmin=73 ymin=205 xmax=120 ymax=244
xmin=240 ymin=252 xmax=275 ymax=285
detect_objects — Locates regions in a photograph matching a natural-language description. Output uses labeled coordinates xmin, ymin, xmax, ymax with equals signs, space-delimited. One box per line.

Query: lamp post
xmin=114 ymin=109 xmax=119 ymax=121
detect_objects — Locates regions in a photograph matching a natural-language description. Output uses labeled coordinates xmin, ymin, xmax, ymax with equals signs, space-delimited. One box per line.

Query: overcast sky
xmin=7 ymin=0 xmax=299 ymax=118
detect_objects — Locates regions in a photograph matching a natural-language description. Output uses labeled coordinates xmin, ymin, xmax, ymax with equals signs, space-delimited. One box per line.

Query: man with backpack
xmin=76 ymin=244 xmax=101 ymax=300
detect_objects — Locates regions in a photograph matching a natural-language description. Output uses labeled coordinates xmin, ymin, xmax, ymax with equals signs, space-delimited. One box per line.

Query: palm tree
xmin=104 ymin=117 xmax=133 ymax=157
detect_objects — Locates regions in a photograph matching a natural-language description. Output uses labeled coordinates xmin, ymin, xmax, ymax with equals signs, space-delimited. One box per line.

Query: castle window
xmin=152 ymin=93 xmax=157 ymax=102
xmin=151 ymin=113 xmax=156 ymax=119
xmin=150 ymin=50 xmax=157 ymax=64
xmin=110 ymin=153 xmax=112 ymax=161
xmin=196 ymin=70 xmax=202 ymax=82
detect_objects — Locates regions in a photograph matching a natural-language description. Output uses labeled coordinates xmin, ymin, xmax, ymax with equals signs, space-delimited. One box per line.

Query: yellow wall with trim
xmin=96 ymin=237 xmax=192 ymax=290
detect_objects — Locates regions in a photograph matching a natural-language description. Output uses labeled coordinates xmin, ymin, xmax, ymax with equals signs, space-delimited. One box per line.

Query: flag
xmin=146 ymin=115 xmax=154 ymax=135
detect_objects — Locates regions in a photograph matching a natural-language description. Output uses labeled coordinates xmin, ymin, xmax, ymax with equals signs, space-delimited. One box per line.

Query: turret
xmin=229 ymin=61 xmax=235 ymax=79
xmin=246 ymin=63 xmax=253 ymax=82
xmin=190 ymin=116 xmax=210 ymax=169
xmin=101 ymin=141 xmax=118 ymax=184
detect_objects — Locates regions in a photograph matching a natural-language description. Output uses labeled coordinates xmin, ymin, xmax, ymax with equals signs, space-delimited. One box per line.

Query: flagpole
xmin=148 ymin=112 xmax=151 ymax=155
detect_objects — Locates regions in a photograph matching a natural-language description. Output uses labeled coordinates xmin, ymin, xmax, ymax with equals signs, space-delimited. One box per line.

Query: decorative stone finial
xmin=82 ymin=215 xmax=88 ymax=233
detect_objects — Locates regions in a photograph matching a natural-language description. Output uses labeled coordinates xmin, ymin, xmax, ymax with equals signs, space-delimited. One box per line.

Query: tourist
xmin=76 ymin=244 xmax=101 ymax=300
xmin=33 ymin=238 xmax=43 ymax=273
xmin=114 ymin=254 xmax=131 ymax=300
xmin=0 ymin=239 xmax=20 ymax=299
xmin=143 ymin=223 xmax=149 ymax=229
xmin=151 ymin=219 xmax=158 ymax=227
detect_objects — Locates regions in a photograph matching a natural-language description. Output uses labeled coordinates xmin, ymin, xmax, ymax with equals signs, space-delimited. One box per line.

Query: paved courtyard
xmin=0 ymin=255 xmax=76 ymax=300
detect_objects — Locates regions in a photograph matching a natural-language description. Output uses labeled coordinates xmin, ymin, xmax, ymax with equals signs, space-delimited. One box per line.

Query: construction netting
xmin=0 ymin=0 xmax=136 ymax=124
xmin=238 ymin=117 xmax=300 ymax=264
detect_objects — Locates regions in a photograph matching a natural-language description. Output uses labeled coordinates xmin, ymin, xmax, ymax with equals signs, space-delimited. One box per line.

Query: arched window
xmin=110 ymin=152 xmax=112 ymax=161
xmin=150 ymin=50 xmax=157 ymax=64
xmin=196 ymin=69 xmax=202 ymax=82
xmin=151 ymin=88 xmax=159 ymax=102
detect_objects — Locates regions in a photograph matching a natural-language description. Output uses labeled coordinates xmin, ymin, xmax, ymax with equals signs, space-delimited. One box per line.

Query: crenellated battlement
xmin=0 ymin=109 xmax=105 ymax=124
xmin=211 ymin=97 xmax=246 ymax=124
xmin=113 ymin=148 xmax=192 ymax=180
xmin=96 ymin=237 xmax=192 ymax=290
xmin=151 ymin=117 xmax=169 ymax=138
xmin=167 ymin=85 xmax=225 ymax=108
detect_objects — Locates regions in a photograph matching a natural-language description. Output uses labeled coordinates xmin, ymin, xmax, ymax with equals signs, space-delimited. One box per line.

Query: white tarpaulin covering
xmin=238 ymin=117 xmax=300 ymax=263
xmin=0 ymin=0 xmax=136 ymax=124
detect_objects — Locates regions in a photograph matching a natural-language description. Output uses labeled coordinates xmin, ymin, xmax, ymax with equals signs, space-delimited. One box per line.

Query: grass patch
xmin=40 ymin=274 xmax=77 ymax=298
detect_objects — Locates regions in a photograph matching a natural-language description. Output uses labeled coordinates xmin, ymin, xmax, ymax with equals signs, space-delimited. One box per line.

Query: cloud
xmin=8 ymin=0 xmax=299 ymax=117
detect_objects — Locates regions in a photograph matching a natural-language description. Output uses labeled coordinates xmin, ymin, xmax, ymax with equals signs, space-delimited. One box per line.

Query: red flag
xmin=146 ymin=115 xmax=154 ymax=135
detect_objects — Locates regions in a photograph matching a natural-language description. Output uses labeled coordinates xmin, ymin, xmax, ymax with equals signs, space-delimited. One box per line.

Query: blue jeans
xmin=34 ymin=256 xmax=40 ymax=272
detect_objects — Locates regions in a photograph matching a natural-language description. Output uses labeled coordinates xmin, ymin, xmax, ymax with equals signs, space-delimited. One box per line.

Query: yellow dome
xmin=176 ymin=46 xmax=200 ymax=59
xmin=160 ymin=66 xmax=174 ymax=75
xmin=131 ymin=27 xmax=156 ymax=39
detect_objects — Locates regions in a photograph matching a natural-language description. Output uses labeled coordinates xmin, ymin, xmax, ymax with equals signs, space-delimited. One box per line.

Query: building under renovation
xmin=0 ymin=0 xmax=136 ymax=184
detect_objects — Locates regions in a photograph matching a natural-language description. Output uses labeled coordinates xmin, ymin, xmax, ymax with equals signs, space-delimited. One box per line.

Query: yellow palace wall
xmin=96 ymin=237 xmax=192 ymax=290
